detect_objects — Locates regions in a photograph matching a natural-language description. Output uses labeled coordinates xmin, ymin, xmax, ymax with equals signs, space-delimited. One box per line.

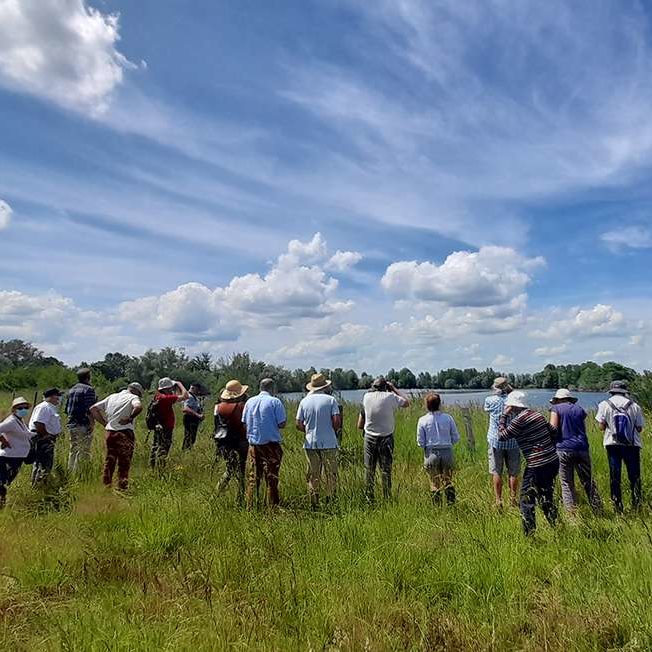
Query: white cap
xmin=158 ymin=377 xmax=175 ymax=390
xmin=505 ymin=390 xmax=529 ymax=409
xmin=551 ymin=388 xmax=576 ymax=403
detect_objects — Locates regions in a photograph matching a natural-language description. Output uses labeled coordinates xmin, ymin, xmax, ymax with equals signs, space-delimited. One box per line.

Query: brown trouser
xmin=103 ymin=429 xmax=135 ymax=490
xmin=246 ymin=442 xmax=283 ymax=508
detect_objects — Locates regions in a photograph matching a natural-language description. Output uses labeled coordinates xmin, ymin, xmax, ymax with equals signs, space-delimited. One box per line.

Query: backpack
xmin=607 ymin=399 xmax=636 ymax=445
xmin=145 ymin=398 xmax=161 ymax=431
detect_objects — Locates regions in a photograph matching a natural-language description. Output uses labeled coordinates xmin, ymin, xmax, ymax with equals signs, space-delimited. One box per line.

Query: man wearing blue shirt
xmin=242 ymin=378 xmax=287 ymax=508
xmin=296 ymin=373 xmax=341 ymax=507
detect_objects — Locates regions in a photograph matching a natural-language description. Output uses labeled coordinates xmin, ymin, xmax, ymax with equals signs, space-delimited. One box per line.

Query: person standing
xmin=498 ymin=391 xmax=559 ymax=536
xmin=357 ymin=376 xmax=410 ymax=502
xmin=90 ymin=383 xmax=144 ymax=491
xmin=29 ymin=388 xmax=63 ymax=486
xmin=296 ymin=373 xmax=341 ymax=508
xmin=242 ymin=378 xmax=286 ymax=508
xmin=549 ymin=389 xmax=602 ymax=514
xmin=596 ymin=381 xmax=645 ymax=513
xmin=0 ymin=397 xmax=32 ymax=508
xmin=65 ymin=368 xmax=97 ymax=474
xmin=416 ymin=393 xmax=460 ymax=506
xmin=484 ymin=377 xmax=520 ymax=509
xmin=214 ymin=379 xmax=249 ymax=502
xmin=150 ymin=377 xmax=189 ymax=468
xmin=182 ymin=383 xmax=204 ymax=450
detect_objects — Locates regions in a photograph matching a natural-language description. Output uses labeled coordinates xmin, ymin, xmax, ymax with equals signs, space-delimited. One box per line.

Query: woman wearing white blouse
xmin=0 ymin=396 xmax=32 ymax=508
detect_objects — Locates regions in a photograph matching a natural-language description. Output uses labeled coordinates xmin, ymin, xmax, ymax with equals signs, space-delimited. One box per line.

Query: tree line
xmin=0 ymin=339 xmax=644 ymax=396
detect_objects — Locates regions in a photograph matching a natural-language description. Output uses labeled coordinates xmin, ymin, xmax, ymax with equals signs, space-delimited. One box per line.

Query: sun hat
xmin=505 ymin=390 xmax=529 ymax=409
xmin=157 ymin=377 xmax=175 ymax=391
xmin=550 ymin=388 xmax=577 ymax=404
xmin=372 ymin=376 xmax=388 ymax=390
xmin=11 ymin=396 xmax=31 ymax=409
xmin=306 ymin=372 xmax=331 ymax=392
xmin=128 ymin=382 xmax=144 ymax=397
xmin=608 ymin=380 xmax=629 ymax=395
xmin=220 ymin=379 xmax=249 ymax=400
xmin=492 ymin=377 xmax=512 ymax=392
xmin=43 ymin=388 xmax=63 ymax=398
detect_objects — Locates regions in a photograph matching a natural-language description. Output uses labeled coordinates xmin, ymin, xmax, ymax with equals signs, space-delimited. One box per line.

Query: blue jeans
xmin=606 ymin=445 xmax=641 ymax=512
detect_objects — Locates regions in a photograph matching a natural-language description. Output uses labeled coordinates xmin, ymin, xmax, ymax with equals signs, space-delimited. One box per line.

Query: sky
xmin=1 ymin=0 xmax=652 ymax=374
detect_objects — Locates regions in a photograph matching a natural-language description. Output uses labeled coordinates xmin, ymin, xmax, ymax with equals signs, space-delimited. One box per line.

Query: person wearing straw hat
xmin=296 ymin=373 xmax=341 ymax=508
xmin=28 ymin=388 xmax=63 ymax=486
xmin=0 ymin=397 xmax=32 ymax=508
xmin=484 ymin=377 xmax=520 ymax=509
xmin=243 ymin=378 xmax=287 ymax=508
xmin=214 ymin=379 xmax=250 ymax=501
xmin=596 ymin=380 xmax=645 ymax=513
xmin=550 ymin=389 xmax=602 ymax=514
xmin=498 ymin=390 xmax=559 ymax=536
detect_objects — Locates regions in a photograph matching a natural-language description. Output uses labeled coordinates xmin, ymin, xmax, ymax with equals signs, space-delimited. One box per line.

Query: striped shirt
xmin=498 ymin=409 xmax=557 ymax=468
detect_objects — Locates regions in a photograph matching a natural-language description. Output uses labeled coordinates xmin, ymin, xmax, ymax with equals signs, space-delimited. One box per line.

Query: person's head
xmin=43 ymin=388 xmax=63 ymax=406
xmin=10 ymin=396 xmax=30 ymax=420
xmin=504 ymin=390 xmax=529 ymax=413
xmin=189 ymin=383 xmax=200 ymax=395
xmin=76 ymin=367 xmax=92 ymax=384
xmin=609 ymin=380 xmax=629 ymax=396
xmin=127 ymin=382 xmax=144 ymax=398
xmin=424 ymin=392 xmax=441 ymax=412
xmin=306 ymin=372 xmax=332 ymax=394
xmin=371 ymin=376 xmax=388 ymax=392
xmin=550 ymin=388 xmax=578 ymax=405
xmin=492 ymin=377 xmax=512 ymax=395
xmin=259 ymin=378 xmax=275 ymax=394
xmin=157 ymin=377 xmax=175 ymax=394
xmin=220 ymin=379 xmax=249 ymax=403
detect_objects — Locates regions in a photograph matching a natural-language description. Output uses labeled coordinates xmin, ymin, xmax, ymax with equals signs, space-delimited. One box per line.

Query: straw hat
xmin=505 ymin=390 xmax=529 ymax=409
xmin=11 ymin=396 xmax=30 ymax=409
xmin=492 ymin=376 xmax=512 ymax=392
xmin=550 ymin=388 xmax=577 ymax=404
xmin=306 ymin=372 xmax=331 ymax=392
xmin=220 ymin=379 xmax=248 ymax=400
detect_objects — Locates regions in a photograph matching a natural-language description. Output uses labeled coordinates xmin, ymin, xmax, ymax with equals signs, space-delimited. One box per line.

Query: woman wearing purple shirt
xmin=549 ymin=389 xmax=602 ymax=514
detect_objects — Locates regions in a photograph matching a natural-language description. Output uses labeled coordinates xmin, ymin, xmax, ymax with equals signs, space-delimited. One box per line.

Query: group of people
xmin=0 ymin=368 xmax=646 ymax=536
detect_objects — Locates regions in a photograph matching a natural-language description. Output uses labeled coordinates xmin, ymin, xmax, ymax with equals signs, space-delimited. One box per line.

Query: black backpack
xmin=145 ymin=398 xmax=161 ymax=431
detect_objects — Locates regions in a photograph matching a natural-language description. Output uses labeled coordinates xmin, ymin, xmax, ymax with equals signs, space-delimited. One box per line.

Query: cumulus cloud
xmin=0 ymin=0 xmax=135 ymax=114
xmin=531 ymin=304 xmax=626 ymax=339
xmin=492 ymin=354 xmax=514 ymax=367
xmin=534 ymin=345 xmax=568 ymax=358
xmin=0 ymin=199 xmax=11 ymax=229
xmin=601 ymin=226 xmax=652 ymax=251
xmin=325 ymin=250 xmax=363 ymax=273
xmin=593 ymin=350 xmax=616 ymax=359
xmin=381 ymin=247 xmax=545 ymax=308
xmin=274 ymin=323 xmax=370 ymax=360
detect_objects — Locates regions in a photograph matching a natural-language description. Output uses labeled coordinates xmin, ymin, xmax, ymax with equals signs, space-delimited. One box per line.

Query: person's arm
xmin=549 ymin=410 xmax=559 ymax=430
xmin=357 ymin=408 xmax=365 ymax=431
xmin=635 ymin=406 xmax=644 ymax=433
xmin=0 ymin=422 xmax=10 ymax=449
xmin=449 ymin=415 xmax=461 ymax=445
xmin=175 ymin=381 xmax=189 ymax=401
xmin=119 ymin=399 xmax=142 ymax=425
xmin=331 ymin=401 xmax=342 ymax=432
xmin=498 ymin=407 xmax=517 ymax=440
xmin=295 ymin=403 xmax=305 ymax=432
xmin=182 ymin=400 xmax=203 ymax=419
xmin=89 ymin=404 xmax=107 ymax=428
xmin=595 ymin=402 xmax=608 ymax=432
xmin=86 ymin=389 xmax=97 ymax=429
xmin=416 ymin=420 xmax=425 ymax=448
xmin=388 ymin=382 xmax=410 ymax=408
xmin=33 ymin=421 xmax=50 ymax=438
xmin=275 ymin=400 xmax=287 ymax=429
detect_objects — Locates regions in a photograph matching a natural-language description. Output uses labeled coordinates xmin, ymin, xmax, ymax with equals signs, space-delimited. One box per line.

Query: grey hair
xmin=259 ymin=378 xmax=275 ymax=393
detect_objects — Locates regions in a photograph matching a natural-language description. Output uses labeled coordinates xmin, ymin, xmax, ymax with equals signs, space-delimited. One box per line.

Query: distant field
xmin=1 ymin=391 xmax=652 ymax=651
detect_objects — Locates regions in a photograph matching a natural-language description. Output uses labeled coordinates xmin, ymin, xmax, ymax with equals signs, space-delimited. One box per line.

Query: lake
xmin=283 ymin=388 xmax=609 ymax=410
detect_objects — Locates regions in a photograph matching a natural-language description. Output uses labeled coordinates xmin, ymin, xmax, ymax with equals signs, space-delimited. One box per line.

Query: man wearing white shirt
xmin=29 ymin=388 xmax=63 ymax=485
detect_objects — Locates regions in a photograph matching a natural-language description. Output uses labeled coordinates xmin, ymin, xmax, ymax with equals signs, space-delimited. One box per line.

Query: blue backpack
xmin=607 ymin=399 xmax=636 ymax=445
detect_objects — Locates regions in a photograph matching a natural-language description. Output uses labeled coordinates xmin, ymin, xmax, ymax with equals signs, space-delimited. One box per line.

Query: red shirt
xmin=155 ymin=392 xmax=179 ymax=430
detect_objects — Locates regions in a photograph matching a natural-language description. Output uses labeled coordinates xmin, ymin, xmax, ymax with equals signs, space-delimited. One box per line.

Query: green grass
xmin=1 ymin=393 xmax=652 ymax=651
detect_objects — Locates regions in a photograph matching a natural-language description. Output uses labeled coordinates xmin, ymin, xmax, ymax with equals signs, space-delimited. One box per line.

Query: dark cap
xmin=609 ymin=380 xmax=629 ymax=395
xmin=44 ymin=388 xmax=63 ymax=398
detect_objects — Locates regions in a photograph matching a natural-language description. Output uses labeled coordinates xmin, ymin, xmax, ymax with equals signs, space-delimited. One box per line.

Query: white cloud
xmin=534 ymin=345 xmax=568 ymax=357
xmin=601 ymin=226 xmax=652 ymax=251
xmin=381 ymin=247 xmax=544 ymax=308
xmin=273 ymin=323 xmax=370 ymax=360
xmin=0 ymin=199 xmax=11 ymax=229
xmin=531 ymin=304 xmax=626 ymax=339
xmin=492 ymin=354 xmax=514 ymax=368
xmin=325 ymin=250 xmax=363 ymax=273
xmin=0 ymin=0 xmax=134 ymax=114
xmin=593 ymin=350 xmax=616 ymax=359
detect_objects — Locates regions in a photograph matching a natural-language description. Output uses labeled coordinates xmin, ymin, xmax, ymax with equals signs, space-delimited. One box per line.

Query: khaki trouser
xmin=305 ymin=448 xmax=338 ymax=499
xmin=68 ymin=424 xmax=94 ymax=473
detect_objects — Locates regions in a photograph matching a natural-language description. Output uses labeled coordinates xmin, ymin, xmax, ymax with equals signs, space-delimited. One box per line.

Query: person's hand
xmin=199 ymin=414 xmax=205 ymax=421
xmin=118 ymin=416 xmax=132 ymax=425
xmin=0 ymin=437 xmax=10 ymax=450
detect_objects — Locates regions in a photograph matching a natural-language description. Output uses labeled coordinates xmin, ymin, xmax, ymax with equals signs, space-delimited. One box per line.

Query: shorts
xmin=488 ymin=446 xmax=520 ymax=477
xmin=423 ymin=447 xmax=454 ymax=473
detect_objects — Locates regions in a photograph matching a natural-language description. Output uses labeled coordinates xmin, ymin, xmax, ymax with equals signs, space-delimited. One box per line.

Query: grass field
xmin=1 ymin=391 xmax=652 ymax=651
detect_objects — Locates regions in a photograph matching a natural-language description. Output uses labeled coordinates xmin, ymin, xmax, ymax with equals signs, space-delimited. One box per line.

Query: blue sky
xmin=1 ymin=0 xmax=651 ymax=373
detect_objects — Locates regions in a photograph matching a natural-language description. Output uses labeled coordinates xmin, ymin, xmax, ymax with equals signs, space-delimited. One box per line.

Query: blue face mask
xmin=15 ymin=408 xmax=29 ymax=418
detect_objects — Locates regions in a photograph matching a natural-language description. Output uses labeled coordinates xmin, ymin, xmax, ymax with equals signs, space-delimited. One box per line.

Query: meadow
xmin=1 ymin=392 xmax=652 ymax=651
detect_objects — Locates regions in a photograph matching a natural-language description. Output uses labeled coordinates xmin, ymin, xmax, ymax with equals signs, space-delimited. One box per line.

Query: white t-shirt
xmin=362 ymin=391 xmax=408 ymax=438
xmin=0 ymin=414 xmax=32 ymax=458
xmin=92 ymin=390 xmax=142 ymax=432
xmin=29 ymin=401 xmax=62 ymax=436
xmin=596 ymin=394 xmax=645 ymax=447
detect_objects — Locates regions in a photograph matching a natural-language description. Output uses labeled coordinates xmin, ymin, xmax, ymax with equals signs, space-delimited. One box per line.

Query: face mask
xmin=16 ymin=408 xmax=29 ymax=418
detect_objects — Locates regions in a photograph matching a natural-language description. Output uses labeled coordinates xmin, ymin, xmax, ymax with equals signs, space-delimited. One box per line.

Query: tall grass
xmin=1 ymin=393 xmax=652 ymax=650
